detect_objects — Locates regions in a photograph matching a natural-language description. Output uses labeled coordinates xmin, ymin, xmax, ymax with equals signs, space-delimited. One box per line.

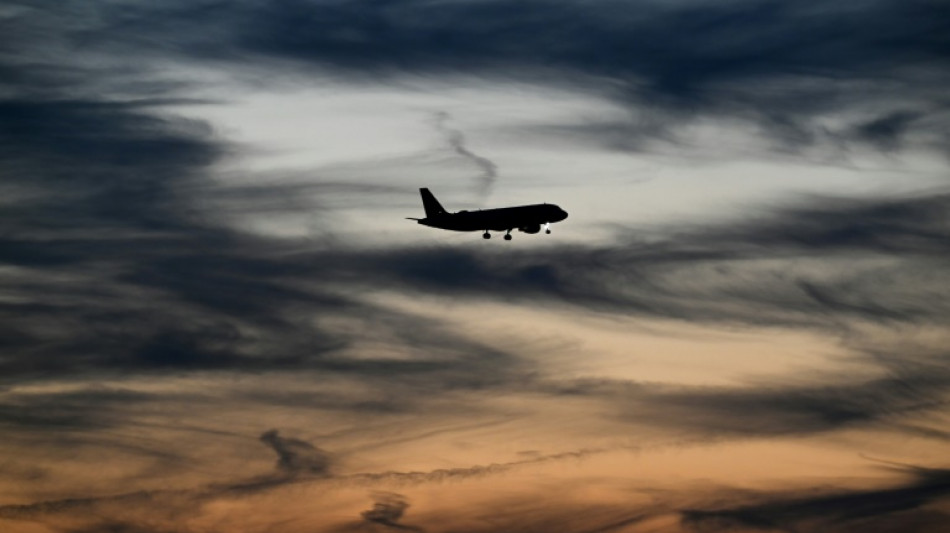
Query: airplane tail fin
xmin=420 ymin=188 xmax=447 ymax=217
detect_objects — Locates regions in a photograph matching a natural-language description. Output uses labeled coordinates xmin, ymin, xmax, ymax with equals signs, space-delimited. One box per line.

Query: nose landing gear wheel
xmin=504 ymin=233 xmax=512 ymax=241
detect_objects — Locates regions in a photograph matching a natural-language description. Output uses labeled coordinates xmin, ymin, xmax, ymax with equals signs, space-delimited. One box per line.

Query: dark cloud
xmin=0 ymin=432 xmax=609 ymax=529
xmin=544 ymin=354 xmax=950 ymax=439
xmin=681 ymin=465 xmax=950 ymax=533
xmin=13 ymin=0 xmax=945 ymax=157
xmin=360 ymin=492 xmax=424 ymax=531
xmin=259 ymin=429 xmax=332 ymax=477
xmin=305 ymin=192 xmax=950 ymax=441
xmin=0 ymin=73 xmax=527 ymax=389
xmin=65 ymin=523 xmax=181 ymax=533
xmin=2 ymin=4 xmax=949 ymax=531
xmin=2 ymin=418 xmax=947 ymax=532
xmin=0 ymin=98 xmax=220 ymax=235
xmin=737 ymin=193 xmax=950 ymax=255
xmin=854 ymin=110 xmax=924 ymax=152
xmin=0 ymin=65 xmax=530 ymax=387
xmin=164 ymin=2 xmax=950 ymax=86
xmin=5 ymin=106 xmax=946 ymax=443
xmin=3 ymin=2 xmax=947 ymax=385
xmin=0 ymin=388 xmax=158 ymax=431
xmin=409 ymin=496 xmax=658 ymax=533
xmin=0 ymin=94 xmax=330 ymax=380
xmin=1 ymin=71 xmax=946 ymax=453
xmin=327 ymin=192 xmax=950 ymax=332
xmin=0 ymin=430 xmax=332 ymax=524
xmin=0 ymin=488 xmax=197 ymax=524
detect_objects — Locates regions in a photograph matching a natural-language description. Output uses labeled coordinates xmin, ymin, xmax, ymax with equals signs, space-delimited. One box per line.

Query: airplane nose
xmin=556 ymin=208 xmax=568 ymax=221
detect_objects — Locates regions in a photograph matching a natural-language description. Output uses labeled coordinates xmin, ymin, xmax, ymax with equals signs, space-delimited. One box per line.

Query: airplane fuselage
xmin=418 ymin=204 xmax=567 ymax=232
xmin=410 ymin=188 xmax=568 ymax=240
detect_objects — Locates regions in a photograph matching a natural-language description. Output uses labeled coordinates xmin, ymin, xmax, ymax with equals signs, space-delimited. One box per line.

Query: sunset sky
xmin=2 ymin=1 xmax=949 ymax=532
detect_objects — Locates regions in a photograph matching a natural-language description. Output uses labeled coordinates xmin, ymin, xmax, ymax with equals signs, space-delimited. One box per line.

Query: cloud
xmin=259 ymin=429 xmax=332 ymax=477
xmin=0 ymin=429 xmax=333 ymax=523
xmin=681 ymin=464 xmax=950 ymax=532
xmin=0 ymin=430 xmax=610 ymax=528
xmin=0 ymin=95 xmax=330 ymax=380
xmin=2 ymin=74 xmax=946 ymax=456
xmin=432 ymin=111 xmax=498 ymax=200
xmin=0 ymin=78 xmax=528 ymax=389
xmin=543 ymin=353 xmax=950 ymax=439
xmin=853 ymin=110 xmax=924 ymax=153
xmin=2 ymin=4 xmax=949 ymax=532
xmin=3 ymin=2 xmax=947 ymax=387
xmin=13 ymin=0 xmax=945 ymax=158
xmin=65 ymin=523 xmax=182 ymax=533
xmin=2 ymin=412 xmax=947 ymax=532
xmin=0 ymin=98 xmax=220 ymax=234
xmin=5 ymin=110 xmax=947 ymax=446
xmin=324 ymin=191 xmax=950 ymax=333
xmin=360 ymin=492 xmax=424 ymax=531
xmin=0 ymin=387 xmax=161 ymax=432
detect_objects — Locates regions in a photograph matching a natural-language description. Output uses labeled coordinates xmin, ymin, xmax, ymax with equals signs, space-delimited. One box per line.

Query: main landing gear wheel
xmin=482 ymin=231 xmax=491 ymax=239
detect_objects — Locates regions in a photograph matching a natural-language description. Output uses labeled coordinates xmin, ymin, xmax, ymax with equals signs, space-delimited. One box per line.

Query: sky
xmin=1 ymin=1 xmax=949 ymax=531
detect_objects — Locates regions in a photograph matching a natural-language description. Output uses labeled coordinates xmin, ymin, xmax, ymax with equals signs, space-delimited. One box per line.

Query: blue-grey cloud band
xmin=10 ymin=0 xmax=944 ymax=156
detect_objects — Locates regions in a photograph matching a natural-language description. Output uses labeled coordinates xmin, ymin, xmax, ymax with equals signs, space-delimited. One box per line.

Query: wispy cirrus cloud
xmin=358 ymin=492 xmax=425 ymax=532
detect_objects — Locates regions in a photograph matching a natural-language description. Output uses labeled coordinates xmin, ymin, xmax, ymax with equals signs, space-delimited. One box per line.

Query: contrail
xmin=433 ymin=111 xmax=498 ymax=202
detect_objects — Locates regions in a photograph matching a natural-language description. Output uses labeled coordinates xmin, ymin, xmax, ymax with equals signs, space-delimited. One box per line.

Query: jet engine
xmin=518 ymin=224 xmax=541 ymax=234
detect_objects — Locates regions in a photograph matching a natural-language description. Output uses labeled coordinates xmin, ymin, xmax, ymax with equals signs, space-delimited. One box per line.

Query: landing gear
xmin=482 ymin=231 xmax=491 ymax=239
xmin=504 ymin=229 xmax=512 ymax=241
xmin=545 ymin=222 xmax=552 ymax=234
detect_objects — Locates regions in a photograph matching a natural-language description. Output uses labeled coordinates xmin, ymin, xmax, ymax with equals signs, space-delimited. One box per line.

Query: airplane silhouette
xmin=408 ymin=188 xmax=568 ymax=240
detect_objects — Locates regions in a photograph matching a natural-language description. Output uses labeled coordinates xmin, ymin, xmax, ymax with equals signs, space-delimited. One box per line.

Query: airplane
xmin=408 ymin=188 xmax=568 ymax=240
